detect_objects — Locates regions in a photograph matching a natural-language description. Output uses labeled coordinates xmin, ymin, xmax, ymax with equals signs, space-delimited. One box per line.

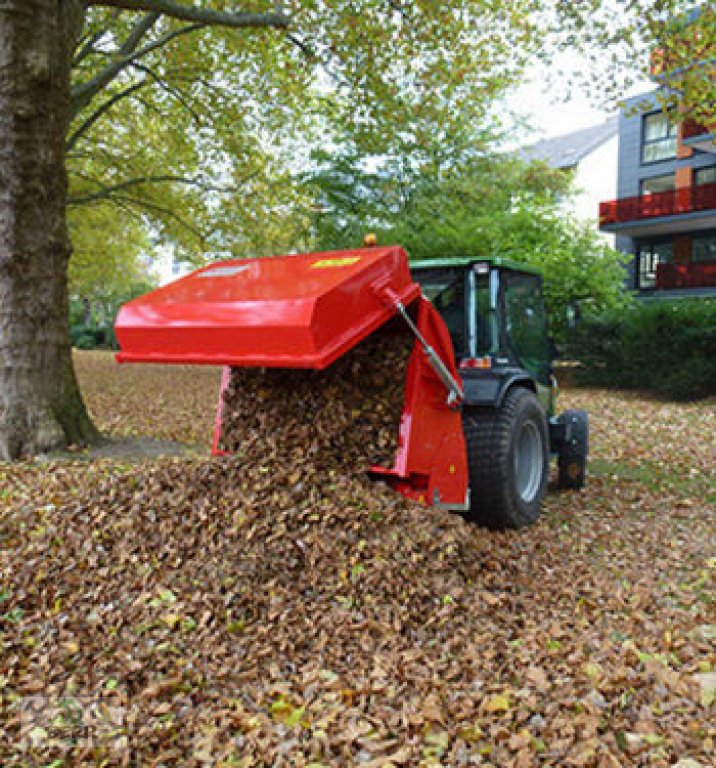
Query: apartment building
xmin=599 ymin=97 xmax=716 ymax=295
xmin=598 ymin=7 xmax=716 ymax=296
xmin=520 ymin=117 xmax=618 ymax=242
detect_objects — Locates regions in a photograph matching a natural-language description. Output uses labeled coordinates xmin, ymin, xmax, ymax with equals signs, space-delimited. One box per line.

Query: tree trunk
xmin=0 ymin=0 xmax=99 ymax=460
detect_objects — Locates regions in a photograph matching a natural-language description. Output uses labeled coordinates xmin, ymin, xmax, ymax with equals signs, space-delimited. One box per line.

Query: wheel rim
xmin=514 ymin=420 xmax=543 ymax=503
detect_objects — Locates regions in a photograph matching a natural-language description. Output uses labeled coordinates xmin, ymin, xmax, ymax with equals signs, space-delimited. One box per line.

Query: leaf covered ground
xmin=1 ymin=351 xmax=714 ymax=767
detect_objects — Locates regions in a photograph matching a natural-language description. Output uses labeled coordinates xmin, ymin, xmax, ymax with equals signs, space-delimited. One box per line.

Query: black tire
xmin=557 ymin=409 xmax=589 ymax=490
xmin=462 ymin=387 xmax=549 ymax=529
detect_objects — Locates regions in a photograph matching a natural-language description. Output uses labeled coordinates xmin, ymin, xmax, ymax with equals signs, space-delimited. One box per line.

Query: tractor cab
xmin=411 ymin=257 xmax=588 ymax=527
xmin=411 ymin=258 xmax=554 ymax=415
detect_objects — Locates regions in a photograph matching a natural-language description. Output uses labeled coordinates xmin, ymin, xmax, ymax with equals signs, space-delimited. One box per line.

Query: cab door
xmin=499 ymin=271 xmax=552 ymax=398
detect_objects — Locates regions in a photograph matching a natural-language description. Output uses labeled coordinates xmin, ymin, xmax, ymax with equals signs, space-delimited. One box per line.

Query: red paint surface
xmin=115 ymin=246 xmax=420 ymax=369
xmin=368 ymin=297 xmax=468 ymax=508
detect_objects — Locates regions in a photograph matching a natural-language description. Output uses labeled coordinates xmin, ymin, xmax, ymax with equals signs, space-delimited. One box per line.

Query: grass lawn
xmin=1 ymin=351 xmax=714 ymax=767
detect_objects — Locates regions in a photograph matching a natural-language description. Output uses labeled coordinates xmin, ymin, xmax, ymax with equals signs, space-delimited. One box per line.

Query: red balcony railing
xmin=683 ymin=118 xmax=714 ymax=140
xmin=656 ymin=261 xmax=716 ymax=290
xmin=599 ymin=181 xmax=716 ymax=226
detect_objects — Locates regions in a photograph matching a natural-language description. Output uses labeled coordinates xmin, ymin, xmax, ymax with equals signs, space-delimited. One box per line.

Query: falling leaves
xmin=218 ymin=332 xmax=412 ymax=467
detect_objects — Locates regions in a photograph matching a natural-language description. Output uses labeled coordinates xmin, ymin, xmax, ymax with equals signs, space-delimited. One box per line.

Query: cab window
xmin=415 ymin=269 xmax=465 ymax=357
xmin=501 ymin=272 xmax=550 ymax=384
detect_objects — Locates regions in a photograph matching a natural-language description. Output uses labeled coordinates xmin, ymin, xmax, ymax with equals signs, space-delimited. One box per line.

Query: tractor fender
xmin=461 ymin=369 xmax=536 ymax=409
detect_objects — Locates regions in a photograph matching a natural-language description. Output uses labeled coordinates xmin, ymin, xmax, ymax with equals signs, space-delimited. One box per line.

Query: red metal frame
xmin=211 ymin=365 xmax=232 ymax=457
xmin=368 ymin=297 xmax=468 ymax=508
xmin=599 ymin=181 xmax=716 ymax=226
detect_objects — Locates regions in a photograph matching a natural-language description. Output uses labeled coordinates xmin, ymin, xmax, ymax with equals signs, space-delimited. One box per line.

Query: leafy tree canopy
xmin=307 ymin=140 xmax=628 ymax=340
xmin=66 ymin=1 xmax=714 ymax=298
xmin=18 ymin=0 xmax=716 ymax=312
xmin=67 ymin=0 xmax=551 ymax=280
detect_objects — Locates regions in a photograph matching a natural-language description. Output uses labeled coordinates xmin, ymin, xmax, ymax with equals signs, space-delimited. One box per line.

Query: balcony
xmin=600 ymin=182 xmax=716 ymax=235
xmin=682 ymin=118 xmax=716 ymax=153
xmin=656 ymin=261 xmax=716 ymax=290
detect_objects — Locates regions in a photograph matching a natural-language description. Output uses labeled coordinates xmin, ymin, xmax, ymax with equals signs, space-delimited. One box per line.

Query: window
xmin=641 ymin=111 xmax=677 ymax=163
xmin=416 ymin=269 xmax=465 ymax=356
xmin=501 ymin=272 xmax=550 ymax=385
xmin=472 ymin=272 xmax=495 ymax=357
xmin=692 ymin=233 xmax=716 ymax=262
xmin=695 ymin=167 xmax=716 ymax=186
xmin=637 ymin=240 xmax=673 ymax=289
xmin=640 ymin=173 xmax=675 ymax=195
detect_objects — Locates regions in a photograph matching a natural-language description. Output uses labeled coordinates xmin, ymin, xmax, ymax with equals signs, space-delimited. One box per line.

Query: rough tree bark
xmin=0 ymin=0 xmax=99 ymax=460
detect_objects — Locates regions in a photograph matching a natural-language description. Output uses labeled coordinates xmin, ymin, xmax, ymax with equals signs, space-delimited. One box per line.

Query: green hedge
xmin=70 ymin=325 xmax=117 ymax=350
xmin=567 ymin=298 xmax=716 ymax=400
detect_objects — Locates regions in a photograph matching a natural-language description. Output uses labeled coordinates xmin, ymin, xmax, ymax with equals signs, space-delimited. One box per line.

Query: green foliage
xmin=75 ymin=333 xmax=99 ymax=351
xmin=67 ymin=202 xmax=155 ymax=306
xmin=67 ymin=0 xmax=552 ymax=283
xmin=69 ymin=301 xmax=87 ymax=328
xmin=70 ymin=326 xmax=117 ymax=350
xmin=552 ymin=2 xmax=715 ymax=128
xmin=69 ymin=282 xmax=151 ymax=349
xmin=62 ymin=2 xmax=712 ymax=317
xmin=308 ymin=147 xmax=628 ymax=341
xmin=70 ymin=325 xmax=87 ymax=346
xmin=70 ymin=280 xmax=154 ymax=324
xmin=658 ymin=6 xmax=716 ymax=130
xmin=567 ymin=299 xmax=716 ymax=400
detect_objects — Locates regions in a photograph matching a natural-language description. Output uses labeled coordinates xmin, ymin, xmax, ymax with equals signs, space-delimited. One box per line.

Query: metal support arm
xmin=392 ymin=299 xmax=464 ymax=407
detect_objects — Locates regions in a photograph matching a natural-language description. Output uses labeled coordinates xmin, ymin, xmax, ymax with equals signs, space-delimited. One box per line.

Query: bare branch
xmin=67 ymin=81 xmax=147 ymax=151
xmin=124 ymin=21 xmax=205 ymax=64
xmin=286 ymin=32 xmax=316 ymax=62
xmin=73 ymin=10 xmax=122 ymax=66
xmin=71 ymin=11 xmax=160 ymax=117
xmin=87 ymin=0 xmax=289 ymax=30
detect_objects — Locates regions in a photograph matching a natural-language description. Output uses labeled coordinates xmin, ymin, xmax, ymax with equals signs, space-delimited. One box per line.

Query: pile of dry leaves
xmin=218 ymin=334 xmax=412 ymax=467
xmin=0 ymin=351 xmax=714 ymax=767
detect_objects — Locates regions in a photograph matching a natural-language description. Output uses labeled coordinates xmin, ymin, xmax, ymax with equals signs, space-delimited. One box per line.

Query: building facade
xmin=599 ymin=100 xmax=716 ymax=296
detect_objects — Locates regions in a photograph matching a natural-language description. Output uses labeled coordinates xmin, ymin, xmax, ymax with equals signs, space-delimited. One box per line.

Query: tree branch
xmin=87 ymin=0 xmax=289 ymax=30
xmin=71 ymin=11 xmax=160 ymax=117
xmin=111 ymin=194 xmax=207 ymax=241
xmin=67 ymin=81 xmax=147 ymax=151
xmin=73 ymin=11 xmax=122 ymax=66
xmin=129 ymin=62 xmax=202 ymax=125
xmin=72 ymin=3 xmax=291 ymax=121
xmin=67 ymin=173 xmax=252 ymax=205
xmin=123 ymin=21 xmax=205 ymax=64
xmin=286 ymin=32 xmax=316 ymax=62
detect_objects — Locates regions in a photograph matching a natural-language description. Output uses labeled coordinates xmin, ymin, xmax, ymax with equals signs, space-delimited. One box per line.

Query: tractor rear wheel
xmin=462 ymin=387 xmax=549 ymax=529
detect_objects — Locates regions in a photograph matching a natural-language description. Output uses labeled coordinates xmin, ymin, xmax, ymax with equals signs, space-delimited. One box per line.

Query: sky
xmin=508 ymin=79 xmax=617 ymax=139
xmin=505 ymin=51 xmax=653 ymax=142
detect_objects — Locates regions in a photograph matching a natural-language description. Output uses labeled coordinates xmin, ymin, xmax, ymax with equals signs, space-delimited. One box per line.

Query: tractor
xmin=115 ymin=246 xmax=588 ymax=529
xmin=410 ymin=256 xmax=588 ymax=528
